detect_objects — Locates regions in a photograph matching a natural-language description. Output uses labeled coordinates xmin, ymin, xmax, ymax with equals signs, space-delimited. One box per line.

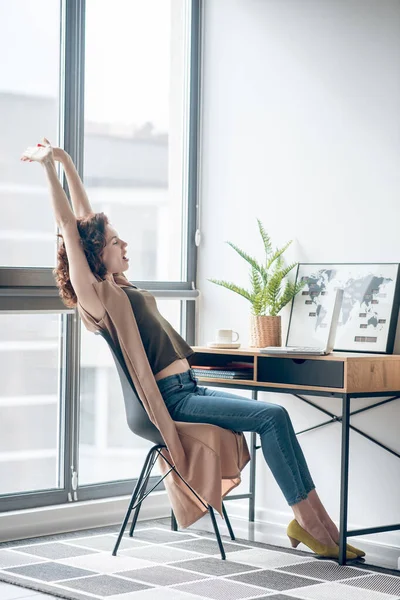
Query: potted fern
xmin=208 ymin=219 xmax=304 ymax=347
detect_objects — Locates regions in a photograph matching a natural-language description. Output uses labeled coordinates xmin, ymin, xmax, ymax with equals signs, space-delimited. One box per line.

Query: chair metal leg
xmin=157 ymin=449 xmax=228 ymax=559
xmin=112 ymin=446 xmax=159 ymax=556
xmin=222 ymin=502 xmax=235 ymax=540
xmin=156 ymin=450 xmax=208 ymax=509
xmin=129 ymin=450 xmax=158 ymax=536
xmin=171 ymin=509 xmax=178 ymax=531
xmin=208 ymin=505 xmax=226 ymax=560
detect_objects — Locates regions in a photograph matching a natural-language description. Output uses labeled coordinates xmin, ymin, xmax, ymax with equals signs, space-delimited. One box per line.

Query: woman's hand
xmin=52 ymin=145 xmax=70 ymax=163
xmin=21 ymin=138 xmax=70 ymax=165
xmin=20 ymin=138 xmax=54 ymax=165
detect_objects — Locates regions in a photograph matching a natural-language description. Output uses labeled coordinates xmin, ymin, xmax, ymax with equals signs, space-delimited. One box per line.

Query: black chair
xmin=95 ymin=330 xmax=236 ymax=560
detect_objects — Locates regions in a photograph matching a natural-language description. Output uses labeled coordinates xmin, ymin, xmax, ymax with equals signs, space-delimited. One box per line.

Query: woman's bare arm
xmin=21 ymin=140 xmax=105 ymax=319
xmin=51 ymin=142 xmax=93 ymax=218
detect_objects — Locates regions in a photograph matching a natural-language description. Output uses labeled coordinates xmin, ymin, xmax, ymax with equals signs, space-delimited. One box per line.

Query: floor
xmin=185 ymin=510 xmax=400 ymax=572
xmin=0 ymin=514 xmax=398 ymax=600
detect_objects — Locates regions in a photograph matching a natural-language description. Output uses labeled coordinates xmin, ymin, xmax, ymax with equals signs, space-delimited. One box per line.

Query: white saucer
xmin=207 ymin=342 xmax=241 ymax=349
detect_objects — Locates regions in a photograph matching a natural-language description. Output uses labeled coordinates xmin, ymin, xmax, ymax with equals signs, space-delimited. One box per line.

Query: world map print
xmin=287 ymin=264 xmax=400 ymax=352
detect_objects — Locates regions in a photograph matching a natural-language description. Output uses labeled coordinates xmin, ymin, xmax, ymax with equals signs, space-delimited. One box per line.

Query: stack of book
xmin=192 ymin=362 xmax=253 ymax=380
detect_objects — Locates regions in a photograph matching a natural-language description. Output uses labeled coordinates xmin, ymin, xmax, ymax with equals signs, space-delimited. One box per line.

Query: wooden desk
xmin=190 ymin=347 xmax=400 ymax=566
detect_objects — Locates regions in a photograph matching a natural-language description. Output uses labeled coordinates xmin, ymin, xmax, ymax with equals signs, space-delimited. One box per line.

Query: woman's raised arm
xmin=49 ymin=138 xmax=93 ymax=218
xmin=21 ymin=140 xmax=105 ymax=320
xmin=21 ymin=142 xmax=75 ymax=227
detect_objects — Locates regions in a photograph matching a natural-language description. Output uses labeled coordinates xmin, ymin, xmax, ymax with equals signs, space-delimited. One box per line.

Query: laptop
xmin=259 ymin=287 xmax=344 ymax=356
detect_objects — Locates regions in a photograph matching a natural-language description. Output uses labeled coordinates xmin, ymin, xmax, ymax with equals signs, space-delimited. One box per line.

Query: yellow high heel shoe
xmin=344 ymin=542 xmax=365 ymax=558
xmin=287 ymin=520 xmax=357 ymax=560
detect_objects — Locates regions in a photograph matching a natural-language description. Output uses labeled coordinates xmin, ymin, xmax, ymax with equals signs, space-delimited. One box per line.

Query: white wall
xmin=198 ymin=0 xmax=400 ymax=552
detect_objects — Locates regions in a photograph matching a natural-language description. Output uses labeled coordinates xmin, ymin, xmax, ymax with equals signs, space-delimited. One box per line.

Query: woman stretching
xmin=21 ymin=139 xmax=364 ymax=560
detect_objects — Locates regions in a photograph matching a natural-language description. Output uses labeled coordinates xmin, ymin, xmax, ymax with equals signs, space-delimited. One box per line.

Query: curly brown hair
xmin=53 ymin=212 xmax=110 ymax=308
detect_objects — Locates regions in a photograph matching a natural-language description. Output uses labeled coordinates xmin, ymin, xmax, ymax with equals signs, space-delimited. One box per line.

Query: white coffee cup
xmin=215 ymin=329 xmax=240 ymax=344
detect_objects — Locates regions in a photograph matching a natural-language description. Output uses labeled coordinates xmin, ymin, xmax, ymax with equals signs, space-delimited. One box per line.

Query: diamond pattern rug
xmin=0 ymin=522 xmax=399 ymax=600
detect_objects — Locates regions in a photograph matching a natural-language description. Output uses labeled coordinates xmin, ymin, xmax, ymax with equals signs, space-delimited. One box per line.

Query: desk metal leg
xmin=249 ymin=390 xmax=258 ymax=522
xmin=339 ymin=393 xmax=351 ymax=565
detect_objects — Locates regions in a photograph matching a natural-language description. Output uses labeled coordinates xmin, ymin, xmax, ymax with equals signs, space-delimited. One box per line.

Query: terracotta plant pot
xmin=249 ymin=315 xmax=282 ymax=348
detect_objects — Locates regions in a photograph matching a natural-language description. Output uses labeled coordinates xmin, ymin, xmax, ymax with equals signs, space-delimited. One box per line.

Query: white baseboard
xmin=0 ymin=491 xmax=170 ymax=543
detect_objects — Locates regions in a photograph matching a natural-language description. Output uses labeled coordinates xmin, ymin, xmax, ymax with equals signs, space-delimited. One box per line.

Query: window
xmin=84 ymin=0 xmax=191 ymax=281
xmin=0 ymin=0 xmax=60 ymax=268
xmin=0 ymin=314 xmax=63 ymax=494
xmin=0 ymin=0 xmax=199 ymax=514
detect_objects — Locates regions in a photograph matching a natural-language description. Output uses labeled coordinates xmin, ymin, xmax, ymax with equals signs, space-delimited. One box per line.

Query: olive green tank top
xmin=121 ymin=286 xmax=194 ymax=375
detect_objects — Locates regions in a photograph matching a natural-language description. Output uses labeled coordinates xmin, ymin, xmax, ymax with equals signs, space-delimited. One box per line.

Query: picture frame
xmin=286 ymin=263 xmax=400 ymax=354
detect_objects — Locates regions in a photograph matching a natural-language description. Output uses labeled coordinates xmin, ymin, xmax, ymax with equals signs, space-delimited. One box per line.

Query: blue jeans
xmin=157 ymin=368 xmax=315 ymax=506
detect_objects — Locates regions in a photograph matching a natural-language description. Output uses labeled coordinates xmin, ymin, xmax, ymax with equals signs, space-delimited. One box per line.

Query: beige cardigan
xmin=77 ymin=274 xmax=251 ymax=528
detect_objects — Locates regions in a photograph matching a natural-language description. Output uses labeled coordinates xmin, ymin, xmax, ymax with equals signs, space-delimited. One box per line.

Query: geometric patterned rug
xmin=0 ymin=522 xmax=399 ymax=600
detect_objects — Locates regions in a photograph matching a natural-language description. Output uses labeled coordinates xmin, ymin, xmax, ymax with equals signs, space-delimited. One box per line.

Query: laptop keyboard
xmin=261 ymin=346 xmax=323 ymax=352
xmin=289 ymin=347 xmax=322 ymax=351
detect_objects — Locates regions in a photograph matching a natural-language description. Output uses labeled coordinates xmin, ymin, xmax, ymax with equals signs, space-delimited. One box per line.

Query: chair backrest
xmin=95 ymin=330 xmax=164 ymax=445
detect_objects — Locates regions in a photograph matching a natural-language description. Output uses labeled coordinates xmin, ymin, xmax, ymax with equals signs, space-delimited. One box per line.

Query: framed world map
xmin=286 ymin=263 xmax=400 ymax=353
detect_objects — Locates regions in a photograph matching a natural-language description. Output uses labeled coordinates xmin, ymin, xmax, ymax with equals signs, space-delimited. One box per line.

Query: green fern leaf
xmin=275 ymin=282 xmax=294 ymax=314
xmin=266 ymin=271 xmax=282 ymax=315
xmin=256 ymin=218 xmax=272 ymax=260
xmin=267 ymin=241 xmax=293 ymax=270
xmin=226 ymin=242 xmax=268 ymax=284
xmin=250 ymin=267 xmax=263 ymax=297
xmin=251 ymin=289 xmax=265 ymax=316
xmin=259 ymin=285 xmax=269 ymax=315
xmin=272 ymin=261 xmax=298 ymax=281
xmin=275 ymin=279 xmax=305 ymax=314
xmin=207 ymin=278 xmax=252 ymax=302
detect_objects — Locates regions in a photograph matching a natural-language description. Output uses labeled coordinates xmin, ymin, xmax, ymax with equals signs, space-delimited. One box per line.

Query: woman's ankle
xmin=321 ymin=518 xmax=339 ymax=542
xmin=292 ymin=501 xmax=336 ymax=547
xmin=306 ymin=490 xmax=338 ymax=535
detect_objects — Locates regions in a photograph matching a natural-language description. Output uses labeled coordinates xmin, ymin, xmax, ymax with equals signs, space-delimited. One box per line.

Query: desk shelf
xmin=190 ymin=350 xmax=256 ymax=382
